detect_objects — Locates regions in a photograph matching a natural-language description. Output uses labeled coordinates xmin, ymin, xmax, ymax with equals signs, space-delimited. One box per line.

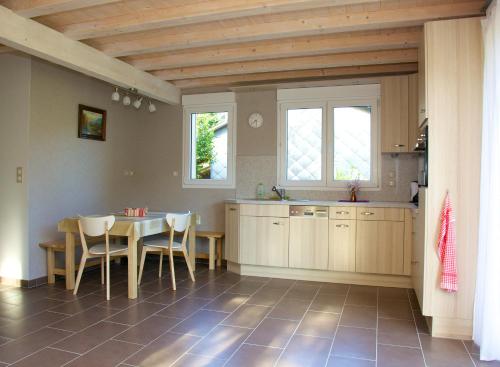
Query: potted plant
xmin=347 ymin=179 xmax=361 ymax=202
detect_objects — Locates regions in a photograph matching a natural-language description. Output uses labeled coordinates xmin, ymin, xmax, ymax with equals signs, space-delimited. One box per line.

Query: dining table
xmin=57 ymin=212 xmax=197 ymax=299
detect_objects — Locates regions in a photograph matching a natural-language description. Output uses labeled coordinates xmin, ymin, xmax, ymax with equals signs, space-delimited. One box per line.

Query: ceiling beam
xmin=60 ymin=0 xmax=378 ymax=40
xmin=123 ymin=27 xmax=421 ymax=71
xmin=152 ymin=49 xmax=418 ymax=80
xmin=172 ymin=63 xmax=419 ymax=89
xmin=0 ymin=45 xmax=13 ymax=53
xmin=0 ymin=5 xmax=180 ymax=104
xmin=0 ymin=0 xmax=120 ymax=18
xmin=88 ymin=0 xmax=484 ymax=57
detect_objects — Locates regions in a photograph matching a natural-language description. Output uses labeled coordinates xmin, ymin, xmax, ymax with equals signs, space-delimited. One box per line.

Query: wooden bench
xmin=171 ymin=230 xmax=224 ymax=270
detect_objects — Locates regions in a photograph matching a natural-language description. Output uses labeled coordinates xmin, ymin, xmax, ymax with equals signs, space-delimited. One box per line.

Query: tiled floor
xmin=0 ymin=261 xmax=494 ymax=367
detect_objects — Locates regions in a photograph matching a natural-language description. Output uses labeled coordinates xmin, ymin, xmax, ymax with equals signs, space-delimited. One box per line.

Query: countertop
xmin=226 ymin=199 xmax=417 ymax=209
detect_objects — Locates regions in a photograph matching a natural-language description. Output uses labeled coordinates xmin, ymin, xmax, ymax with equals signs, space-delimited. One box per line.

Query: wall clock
xmin=248 ymin=112 xmax=263 ymax=128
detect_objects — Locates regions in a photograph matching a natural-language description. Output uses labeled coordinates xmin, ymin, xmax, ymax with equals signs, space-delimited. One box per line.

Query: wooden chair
xmin=74 ymin=215 xmax=128 ymax=300
xmin=138 ymin=213 xmax=195 ymax=290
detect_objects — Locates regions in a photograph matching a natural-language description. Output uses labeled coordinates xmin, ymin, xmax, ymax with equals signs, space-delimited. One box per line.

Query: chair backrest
xmin=79 ymin=215 xmax=116 ymax=236
xmin=166 ymin=212 xmax=191 ymax=232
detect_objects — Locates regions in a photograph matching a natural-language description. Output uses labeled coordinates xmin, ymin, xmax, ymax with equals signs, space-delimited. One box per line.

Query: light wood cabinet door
xmin=329 ymin=220 xmax=356 ymax=272
xmin=418 ymin=30 xmax=428 ymax=126
xmin=289 ymin=217 xmax=329 ymax=270
xmin=225 ymin=204 xmax=240 ymax=263
xmin=356 ymin=220 xmax=405 ymax=275
xmin=239 ymin=216 xmax=289 ymax=267
xmin=381 ymin=75 xmax=409 ymax=153
xmin=408 ymin=73 xmax=419 ymax=151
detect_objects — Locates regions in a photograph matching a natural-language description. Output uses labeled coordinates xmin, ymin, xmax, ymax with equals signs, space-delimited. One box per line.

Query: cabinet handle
xmin=411 ymin=260 xmax=419 ymax=265
xmin=420 ymin=108 xmax=426 ymax=113
xmin=229 ymin=208 xmax=237 ymax=211
xmin=336 ymin=211 xmax=349 ymax=215
xmin=393 ymin=144 xmax=405 ymax=147
xmin=272 ymin=222 xmax=281 ymax=225
xmin=361 ymin=212 xmax=375 ymax=216
xmin=335 ymin=224 xmax=349 ymax=228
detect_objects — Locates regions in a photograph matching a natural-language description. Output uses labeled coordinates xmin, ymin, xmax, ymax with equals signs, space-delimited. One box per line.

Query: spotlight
xmin=111 ymin=87 xmax=120 ymax=102
xmin=148 ymin=100 xmax=156 ymax=113
xmin=133 ymin=97 xmax=143 ymax=109
xmin=122 ymin=94 xmax=131 ymax=106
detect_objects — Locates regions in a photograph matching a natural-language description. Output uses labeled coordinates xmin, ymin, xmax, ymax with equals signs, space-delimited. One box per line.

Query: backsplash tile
xmin=236 ymin=154 xmax=418 ymax=202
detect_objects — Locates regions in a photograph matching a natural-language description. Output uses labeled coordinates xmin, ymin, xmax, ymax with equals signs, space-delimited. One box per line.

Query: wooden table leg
xmin=65 ymin=232 xmax=76 ymax=290
xmin=128 ymin=235 xmax=138 ymax=299
xmin=208 ymin=237 xmax=215 ymax=270
xmin=189 ymin=217 xmax=197 ymax=271
xmin=217 ymin=238 xmax=223 ymax=267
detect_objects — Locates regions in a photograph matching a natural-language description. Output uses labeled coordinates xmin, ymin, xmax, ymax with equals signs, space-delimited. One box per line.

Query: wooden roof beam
xmin=0 ymin=5 xmax=180 ymax=104
xmin=0 ymin=0 xmax=120 ymax=18
xmin=123 ymin=27 xmax=421 ymax=71
xmin=172 ymin=63 xmax=419 ymax=89
xmin=152 ymin=49 xmax=418 ymax=80
xmin=88 ymin=0 xmax=484 ymax=57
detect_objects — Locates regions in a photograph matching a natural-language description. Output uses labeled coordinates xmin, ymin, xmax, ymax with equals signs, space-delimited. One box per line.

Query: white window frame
xmin=182 ymin=93 xmax=236 ymax=189
xmin=277 ymin=85 xmax=380 ymax=190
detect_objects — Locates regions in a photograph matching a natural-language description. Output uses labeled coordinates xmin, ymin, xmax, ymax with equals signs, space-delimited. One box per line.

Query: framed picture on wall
xmin=78 ymin=104 xmax=107 ymax=141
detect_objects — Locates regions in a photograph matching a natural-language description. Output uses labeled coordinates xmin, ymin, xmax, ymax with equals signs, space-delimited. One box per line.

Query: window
xmin=278 ymin=85 xmax=380 ymax=190
xmin=182 ymin=93 xmax=236 ymax=188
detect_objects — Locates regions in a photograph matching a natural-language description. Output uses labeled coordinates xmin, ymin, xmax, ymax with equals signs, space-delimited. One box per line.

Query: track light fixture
xmin=148 ymin=100 xmax=156 ymax=113
xmin=111 ymin=86 xmax=156 ymax=113
xmin=133 ymin=97 xmax=143 ymax=109
xmin=122 ymin=94 xmax=131 ymax=106
xmin=111 ymin=87 xmax=120 ymax=102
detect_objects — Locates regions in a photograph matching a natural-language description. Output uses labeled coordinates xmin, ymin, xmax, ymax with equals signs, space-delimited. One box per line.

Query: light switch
xmin=16 ymin=167 xmax=23 ymax=183
xmin=388 ymin=180 xmax=395 ymax=187
xmin=173 ymin=171 xmax=178 ymax=177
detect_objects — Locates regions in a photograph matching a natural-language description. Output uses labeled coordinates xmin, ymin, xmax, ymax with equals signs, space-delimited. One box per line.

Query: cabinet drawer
xmin=240 ymin=204 xmax=289 ymax=217
xmin=329 ymin=206 xmax=356 ymax=220
xmin=356 ymin=207 xmax=404 ymax=221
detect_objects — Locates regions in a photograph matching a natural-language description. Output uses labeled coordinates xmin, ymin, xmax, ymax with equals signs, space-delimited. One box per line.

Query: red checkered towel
xmin=437 ymin=193 xmax=458 ymax=292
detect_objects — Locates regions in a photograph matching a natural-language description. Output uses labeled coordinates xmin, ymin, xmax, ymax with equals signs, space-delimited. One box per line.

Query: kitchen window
xmin=278 ymin=85 xmax=380 ymax=190
xmin=182 ymin=93 xmax=236 ymax=188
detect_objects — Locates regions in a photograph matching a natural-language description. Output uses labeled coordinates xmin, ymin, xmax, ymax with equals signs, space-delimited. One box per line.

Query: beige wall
xmin=0 ymin=54 xmax=31 ymax=281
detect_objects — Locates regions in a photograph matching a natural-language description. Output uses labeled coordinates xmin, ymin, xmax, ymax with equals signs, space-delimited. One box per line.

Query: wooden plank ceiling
xmin=0 ymin=0 xmax=486 ymax=92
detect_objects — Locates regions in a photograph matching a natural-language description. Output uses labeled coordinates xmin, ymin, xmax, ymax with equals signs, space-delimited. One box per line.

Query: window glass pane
xmin=333 ymin=106 xmax=371 ymax=181
xmin=190 ymin=112 xmax=228 ymax=180
xmin=286 ymin=108 xmax=323 ymax=181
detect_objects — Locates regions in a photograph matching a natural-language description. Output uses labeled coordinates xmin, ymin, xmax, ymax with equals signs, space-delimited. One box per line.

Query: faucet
xmin=272 ymin=186 xmax=286 ymax=201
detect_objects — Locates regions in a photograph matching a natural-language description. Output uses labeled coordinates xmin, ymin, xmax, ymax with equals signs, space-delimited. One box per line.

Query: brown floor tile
xmin=277 ymin=334 xmax=331 ymax=367
xmin=420 ymin=333 xmax=474 ymax=367
xmin=268 ymin=298 xmax=310 ymax=321
xmin=378 ymin=299 xmax=413 ymax=320
xmin=99 ymin=290 xmax=155 ymax=310
xmin=310 ymin=293 xmax=345 ymax=313
xmin=463 ymin=339 xmax=480 ymax=354
xmin=377 ymin=344 xmax=425 ymax=367
xmin=49 ymin=294 xmax=104 ymax=315
xmin=50 ymin=306 xmax=118 ymax=332
xmin=378 ymin=318 xmax=420 ymax=348
xmin=52 ymin=321 xmax=129 ymax=354
xmin=296 ymin=311 xmax=339 ymax=338
xmin=471 ymin=354 xmax=500 ymax=366
xmin=214 ymin=273 xmax=245 ymax=285
xmin=327 ymin=355 xmax=376 ymax=367
xmin=65 ymin=339 xmax=142 ymax=367
xmin=221 ymin=304 xmax=270 ymax=328
xmin=226 ymin=280 xmax=264 ymax=295
xmin=319 ymin=283 xmax=350 ymax=295
xmin=246 ymin=289 xmax=285 ymax=307
xmin=114 ymin=315 xmax=182 ymax=345
xmin=125 ymin=332 xmax=200 ymax=366
xmin=264 ymin=278 xmax=295 ymax=290
xmin=157 ymin=297 xmax=210 ymax=318
xmin=0 ymin=298 xmax=63 ymax=321
xmin=0 ymin=327 xmax=72 ymax=364
xmin=9 ymin=347 xmax=78 ymax=367
xmin=378 ymin=287 xmax=410 ymax=300
xmin=413 ymin=313 xmax=430 ymax=334
xmin=203 ymin=293 xmax=248 ymax=313
xmin=106 ymin=302 xmax=165 ymax=325
xmin=246 ymin=318 xmax=298 ymax=348
xmin=144 ymin=287 xmax=192 ymax=305
xmin=340 ymin=305 xmax=377 ymax=329
xmin=190 ymin=325 xmax=252 ymax=359
xmin=350 ymin=285 xmax=378 ymax=295
xmin=172 ymin=353 xmax=226 ymax=367
xmin=284 ymin=284 xmax=318 ymax=300
xmin=332 ymin=326 xmax=376 ymax=360
xmin=226 ymin=344 xmax=282 ymax=367
xmin=346 ymin=292 xmax=377 ymax=307
xmin=0 ymin=310 xmax=67 ymax=339
xmin=189 ymin=284 xmax=231 ymax=299
xmin=170 ymin=310 xmax=229 ymax=337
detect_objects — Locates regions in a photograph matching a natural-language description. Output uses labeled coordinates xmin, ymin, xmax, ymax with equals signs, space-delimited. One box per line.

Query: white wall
xmin=0 ymin=54 xmax=31 ymax=280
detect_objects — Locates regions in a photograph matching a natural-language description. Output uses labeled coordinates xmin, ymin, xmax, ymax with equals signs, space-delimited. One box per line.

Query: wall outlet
xmin=388 ymin=180 xmax=395 ymax=187
xmin=16 ymin=167 xmax=23 ymax=183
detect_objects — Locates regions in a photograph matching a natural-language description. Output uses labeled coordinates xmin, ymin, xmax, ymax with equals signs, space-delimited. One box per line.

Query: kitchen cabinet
xmin=418 ymin=30 xmax=428 ymax=126
xmin=356 ymin=220 xmax=405 ymax=275
xmin=412 ymin=189 xmax=426 ymax=309
xmin=408 ymin=73 xmax=420 ymax=151
xmin=329 ymin=219 xmax=356 ymax=272
xmin=289 ymin=215 xmax=329 ymax=270
xmin=225 ymin=204 xmax=240 ymax=263
xmin=239 ymin=216 xmax=289 ymax=267
xmin=381 ymin=75 xmax=409 ymax=153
